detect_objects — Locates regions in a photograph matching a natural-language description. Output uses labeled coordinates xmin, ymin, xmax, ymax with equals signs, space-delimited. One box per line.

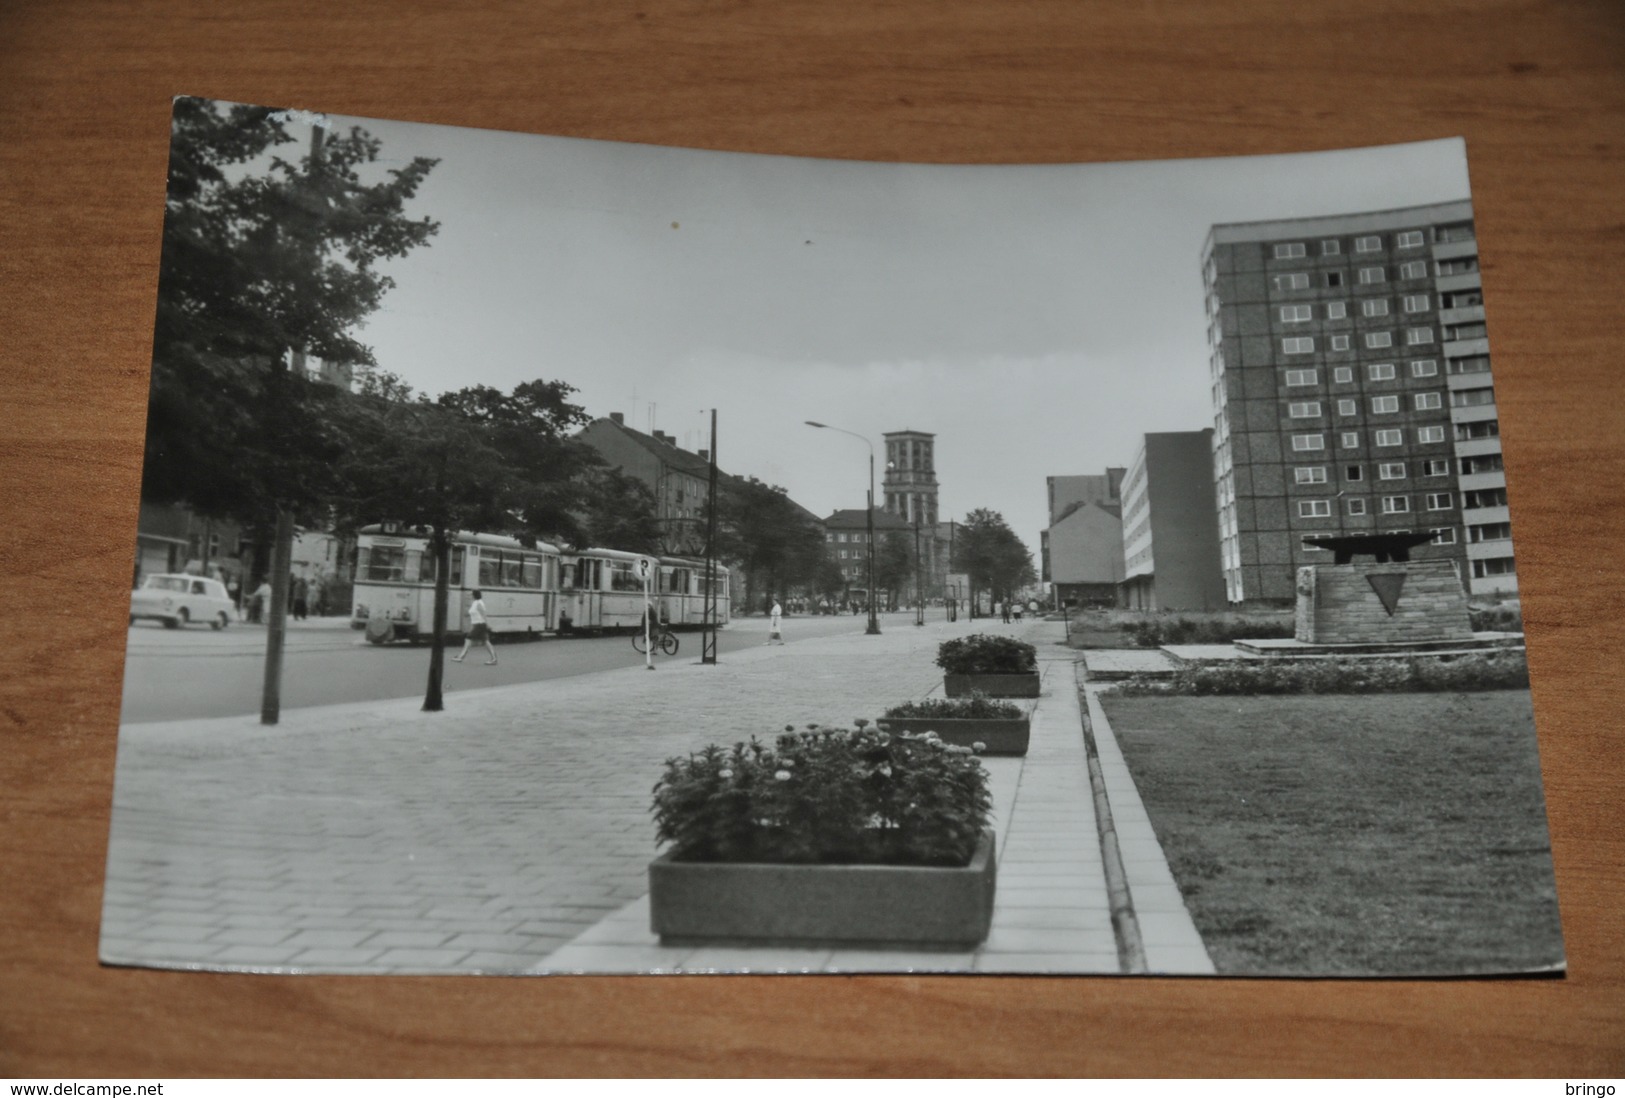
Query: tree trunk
xmin=259 ymin=506 xmax=295 ymax=725
xmin=424 ymin=528 xmax=450 ymax=712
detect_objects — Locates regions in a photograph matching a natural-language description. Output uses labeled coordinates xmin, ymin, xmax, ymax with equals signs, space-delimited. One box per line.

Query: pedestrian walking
xmin=767 ymin=599 xmax=785 ymax=644
xmin=452 ymin=589 xmax=498 ymax=665
xmin=1013 ymin=601 xmax=1023 ymax=622
xmin=249 ymin=580 xmax=270 ymax=624
xmin=292 ymin=575 xmax=308 ymax=621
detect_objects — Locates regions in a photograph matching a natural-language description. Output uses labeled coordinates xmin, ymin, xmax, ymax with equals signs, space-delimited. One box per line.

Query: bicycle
xmin=632 ymin=624 xmax=679 ymax=656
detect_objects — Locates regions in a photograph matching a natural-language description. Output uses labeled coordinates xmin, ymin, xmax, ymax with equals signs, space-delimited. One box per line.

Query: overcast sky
xmin=316 ymin=109 xmax=1472 ymax=554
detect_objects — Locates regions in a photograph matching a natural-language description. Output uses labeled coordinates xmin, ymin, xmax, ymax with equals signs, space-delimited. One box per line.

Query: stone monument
xmin=1290 ymin=532 xmax=1473 ymax=647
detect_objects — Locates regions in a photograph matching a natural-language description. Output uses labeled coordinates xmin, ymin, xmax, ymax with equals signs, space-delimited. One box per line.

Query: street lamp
xmin=805 ymin=420 xmax=881 ymax=636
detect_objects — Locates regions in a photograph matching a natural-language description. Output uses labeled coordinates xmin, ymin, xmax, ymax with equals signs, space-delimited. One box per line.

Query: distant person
xmin=452 ymin=589 xmax=497 ymax=665
xmin=767 ymin=600 xmax=785 ymax=645
xmin=292 ymin=575 xmax=308 ymax=621
xmin=1013 ymin=602 xmax=1024 ymax=622
xmin=249 ymin=580 xmax=270 ymax=624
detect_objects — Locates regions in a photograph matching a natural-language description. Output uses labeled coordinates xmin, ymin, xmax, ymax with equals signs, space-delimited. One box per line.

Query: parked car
xmin=130 ymin=574 xmax=235 ymax=630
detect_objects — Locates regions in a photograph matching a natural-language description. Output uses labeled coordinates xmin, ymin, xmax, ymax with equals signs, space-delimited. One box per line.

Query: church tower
xmin=882 ymin=430 xmax=943 ymax=599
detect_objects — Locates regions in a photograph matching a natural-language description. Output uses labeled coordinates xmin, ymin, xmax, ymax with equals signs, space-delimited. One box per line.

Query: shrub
xmin=881 ymin=694 xmax=1024 ymax=721
xmin=1128 ymin=616 xmax=1296 ymax=648
xmin=1469 ymin=604 xmax=1523 ymax=632
xmin=936 ymin=634 xmax=1037 ymax=675
xmin=1112 ymin=650 xmax=1530 ymax=696
xmin=651 ymin=724 xmax=992 ymax=868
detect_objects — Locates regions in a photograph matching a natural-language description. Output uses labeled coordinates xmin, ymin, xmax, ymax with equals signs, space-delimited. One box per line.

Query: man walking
xmin=767 ymin=599 xmax=785 ymax=645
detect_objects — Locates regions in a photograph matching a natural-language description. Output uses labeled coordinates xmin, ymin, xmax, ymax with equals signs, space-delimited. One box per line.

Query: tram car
xmin=655 ymin=556 xmax=731 ymax=629
xmin=351 ymin=525 xmax=560 ymax=643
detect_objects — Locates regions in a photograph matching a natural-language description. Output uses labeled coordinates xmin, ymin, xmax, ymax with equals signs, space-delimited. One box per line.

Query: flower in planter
xmin=882 ymin=693 xmax=1025 ymax=721
xmin=652 ymin=724 xmax=992 ymax=868
xmin=935 ymin=634 xmax=1038 ymax=676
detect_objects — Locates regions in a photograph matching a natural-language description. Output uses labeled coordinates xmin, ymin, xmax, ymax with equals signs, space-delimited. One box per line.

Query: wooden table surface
xmin=3 ymin=0 xmax=1621 ymax=1078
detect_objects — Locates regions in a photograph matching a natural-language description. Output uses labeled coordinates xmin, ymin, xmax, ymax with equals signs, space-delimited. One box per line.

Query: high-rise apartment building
xmin=1120 ymin=431 xmax=1226 ymax=611
xmin=1202 ymin=200 xmax=1515 ymax=603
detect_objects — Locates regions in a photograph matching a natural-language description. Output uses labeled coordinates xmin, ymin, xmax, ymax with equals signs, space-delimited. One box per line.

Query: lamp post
xmin=805 ymin=421 xmax=880 ymax=635
xmin=913 ymin=514 xmax=924 ymax=627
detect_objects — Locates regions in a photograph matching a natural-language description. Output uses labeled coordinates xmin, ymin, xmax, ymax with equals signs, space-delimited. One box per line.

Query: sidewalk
xmin=101 ymin=616 xmax=1209 ymax=975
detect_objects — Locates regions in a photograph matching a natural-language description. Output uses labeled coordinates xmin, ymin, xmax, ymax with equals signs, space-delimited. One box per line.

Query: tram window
xmin=502 ymin=555 xmax=522 ymax=588
xmin=610 ymin=561 xmax=641 ymax=592
xmin=451 ymin=548 xmax=464 ymax=586
xmin=560 ymin=562 xmax=577 ymax=590
xmin=479 ymin=552 xmax=502 ymax=588
xmin=522 ymin=556 xmax=542 ymax=588
xmin=405 ymin=550 xmax=425 ymax=583
xmin=360 ymin=545 xmax=407 ymax=582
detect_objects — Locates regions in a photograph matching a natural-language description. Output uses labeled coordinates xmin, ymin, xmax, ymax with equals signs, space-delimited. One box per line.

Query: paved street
xmin=119 ymin=611 xmax=878 ymax=723
xmin=101 ymin=617 xmax=1211 ymax=975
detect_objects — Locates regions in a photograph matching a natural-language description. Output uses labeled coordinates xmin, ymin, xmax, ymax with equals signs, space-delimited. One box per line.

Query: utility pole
xmin=914 ymin=515 xmax=924 ymax=627
xmin=702 ymin=408 xmax=719 ymax=664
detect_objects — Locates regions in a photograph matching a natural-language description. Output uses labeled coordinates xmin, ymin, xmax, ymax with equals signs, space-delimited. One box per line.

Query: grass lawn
xmin=1100 ymin=690 xmax=1565 ymax=976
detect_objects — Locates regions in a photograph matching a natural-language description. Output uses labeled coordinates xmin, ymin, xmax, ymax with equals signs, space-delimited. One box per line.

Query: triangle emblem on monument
xmin=1366 ymin=572 xmax=1408 ymax=616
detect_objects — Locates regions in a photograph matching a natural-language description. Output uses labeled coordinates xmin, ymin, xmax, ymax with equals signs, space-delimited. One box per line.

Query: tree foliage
xmin=952 ymin=508 xmax=1037 ymax=609
xmin=143 ymin=97 xmax=440 ymax=525
xmin=708 ymin=477 xmax=826 ymax=606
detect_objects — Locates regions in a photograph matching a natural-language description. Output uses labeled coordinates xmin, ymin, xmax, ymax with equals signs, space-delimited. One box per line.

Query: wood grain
xmin=2 ymin=0 xmax=1621 ymax=1077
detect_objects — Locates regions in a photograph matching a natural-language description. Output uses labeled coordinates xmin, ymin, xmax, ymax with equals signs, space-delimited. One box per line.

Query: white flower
xmin=972 ymin=742 xmax=987 ymax=753
xmin=774 ymin=770 xmax=792 ymax=781
xmin=718 ymin=769 xmax=734 ymax=779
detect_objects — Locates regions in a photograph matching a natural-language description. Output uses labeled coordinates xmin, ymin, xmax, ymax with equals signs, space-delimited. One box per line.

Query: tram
xmin=351 ymin=525 xmax=729 ymax=642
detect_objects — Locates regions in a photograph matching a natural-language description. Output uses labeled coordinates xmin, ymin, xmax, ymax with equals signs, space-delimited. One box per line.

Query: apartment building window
xmin=1470 ymin=522 xmax=1513 ymax=542
xmin=1333 ymin=366 xmax=1354 ymax=383
xmin=1407 ymin=327 xmax=1435 ymax=345
xmin=1379 ymin=462 xmax=1406 ymax=480
xmin=1399 ymin=260 xmax=1428 ymax=279
xmin=1337 ymin=399 xmax=1357 ymax=415
xmin=1449 ymin=355 xmax=1492 ymax=375
xmin=1362 ymin=299 xmax=1390 ymax=317
xmin=1403 ymin=294 xmax=1430 ymax=313
xmin=1436 ymin=223 xmax=1476 ymax=244
xmin=1456 ymin=420 xmax=1500 ymax=441
xmin=1398 ymin=230 xmax=1425 ymax=249
xmin=1447 ymin=322 xmax=1489 ymax=341
xmin=1368 ymin=363 xmax=1396 ymax=381
xmin=1417 ymin=426 xmax=1447 ymax=444
xmin=1274 ymin=242 xmax=1307 ymax=259
xmin=1279 ymin=304 xmax=1313 ymax=322
xmin=1273 ymin=273 xmax=1310 ymax=291
xmin=1356 ymin=235 xmax=1383 ymax=253
xmin=1288 ymin=401 xmax=1322 ymax=418
xmin=1282 ymin=336 xmax=1315 ymax=354
xmin=1347 ymin=498 xmax=1367 ymax=515
xmin=1443 ymin=290 xmax=1484 ymax=309
xmin=1376 ymin=429 xmax=1404 ymax=446
xmin=1295 ymin=466 xmax=1328 ymax=484
xmin=1414 ymin=392 xmax=1443 ymax=411
xmin=1426 ymin=492 xmax=1453 ymax=510
xmin=1325 ymin=301 xmax=1347 ymax=319
xmin=1359 ymin=266 xmax=1387 ymax=284
xmin=1291 ymin=433 xmax=1325 ymax=451
xmin=1371 ymin=395 xmax=1400 ymax=414
xmin=1381 ymin=496 xmax=1411 ymax=514
xmin=1431 ymin=528 xmax=1457 ymax=545
xmin=1460 ymin=454 xmax=1504 ymax=475
xmin=1345 ymin=465 xmax=1363 ymax=481
xmin=1326 ymin=271 xmax=1345 ymax=288
xmin=1436 ymin=257 xmax=1478 ymax=276
xmin=1341 ymin=432 xmax=1360 ymax=449
xmin=1330 ymin=335 xmax=1351 ymax=351
xmin=1411 ymin=359 xmax=1438 ymax=377
xmin=1425 ymin=459 xmax=1451 ymax=476
xmin=1473 ymin=558 xmax=1517 ymax=579
xmin=1451 ymin=388 xmax=1497 ymax=407
xmin=1465 ymin=487 xmax=1509 ymax=508
xmin=1298 ymin=500 xmax=1332 ymax=518
xmin=1366 ymin=332 xmax=1394 ymax=349
xmin=1284 ymin=368 xmax=1318 ymax=386
xmin=1321 ymin=239 xmax=1341 ymax=255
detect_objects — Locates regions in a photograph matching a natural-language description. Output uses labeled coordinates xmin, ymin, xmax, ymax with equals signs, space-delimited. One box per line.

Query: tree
xmin=953 ymin=509 xmax=1037 ymax=614
xmin=436 ymin=380 xmax=598 ymax=547
xmin=708 ymin=477 xmax=825 ymax=609
xmin=580 ymin=466 xmax=662 ymax=554
xmin=874 ymin=532 xmax=915 ymax=610
xmin=339 ymin=395 xmax=516 ymax=712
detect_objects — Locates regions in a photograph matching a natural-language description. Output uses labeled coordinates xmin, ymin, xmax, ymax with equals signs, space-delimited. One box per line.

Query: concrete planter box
xmin=879 ymin=716 xmax=1030 ymax=756
xmin=943 ymin=672 xmax=1040 ymax=698
xmin=649 ymin=830 xmax=997 ymax=948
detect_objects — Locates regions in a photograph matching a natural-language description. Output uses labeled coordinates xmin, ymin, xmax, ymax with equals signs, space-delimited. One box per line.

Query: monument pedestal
xmin=1294 ymin=560 xmax=1474 ymax=646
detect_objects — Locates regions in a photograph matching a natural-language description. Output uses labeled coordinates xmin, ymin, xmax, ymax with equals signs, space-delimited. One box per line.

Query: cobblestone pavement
xmin=103 ymin=615 xmax=1094 ymax=974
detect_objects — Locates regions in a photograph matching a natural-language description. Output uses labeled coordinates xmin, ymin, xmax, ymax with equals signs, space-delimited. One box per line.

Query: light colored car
xmin=130 ymin=574 xmax=236 ymax=630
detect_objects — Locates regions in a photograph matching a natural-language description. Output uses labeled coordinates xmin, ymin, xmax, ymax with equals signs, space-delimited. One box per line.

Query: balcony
xmin=1444 ymin=337 xmax=1491 ymax=359
xmin=1447 ymin=370 xmax=1495 ymax=391
xmin=1463 ymin=505 xmax=1511 ymax=526
xmin=1451 ymin=403 xmax=1499 ymax=424
xmin=1433 ymin=239 xmax=1479 ymax=262
xmin=1435 ymin=271 xmax=1482 ymax=294
xmin=1459 ymin=471 xmax=1507 ymax=493
xmin=1439 ymin=305 xmax=1486 ymax=327
xmin=1453 ymin=436 xmax=1504 ymax=458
